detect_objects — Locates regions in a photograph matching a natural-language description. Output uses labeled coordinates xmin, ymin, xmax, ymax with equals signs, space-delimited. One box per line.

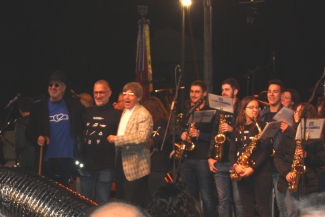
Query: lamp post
xmin=180 ymin=0 xmax=191 ymax=113
xmin=203 ymin=0 xmax=213 ymax=93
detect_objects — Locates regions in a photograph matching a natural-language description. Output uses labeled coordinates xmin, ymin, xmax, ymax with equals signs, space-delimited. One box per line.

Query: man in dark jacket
xmin=178 ymin=80 xmax=216 ymax=217
xmin=80 ymin=80 xmax=122 ymax=203
xmin=207 ymin=78 xmax=243 ymax=217
xmin=26 ymin=70 xmax=84 ymax=186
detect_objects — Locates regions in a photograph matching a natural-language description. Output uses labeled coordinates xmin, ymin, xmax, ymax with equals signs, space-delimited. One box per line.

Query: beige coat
xmin=114 ymin=104 xmax=153 ymax=181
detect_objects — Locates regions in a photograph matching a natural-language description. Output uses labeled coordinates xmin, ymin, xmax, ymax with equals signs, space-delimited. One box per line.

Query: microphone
xmin=177 ymin=64 xmax=182 ymax=72
xmin=185 ymin=98 xmax=204 ymax=117
xmin=4 ymin=93 xmax=22 ymax=109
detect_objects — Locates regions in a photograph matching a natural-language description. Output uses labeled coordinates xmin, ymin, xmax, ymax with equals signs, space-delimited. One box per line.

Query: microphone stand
xmin=242 ymin=66 xmax=262 ymax=96
xmin=0 ymin=105 xmax=14 ymax=136
xmin=298 ymin=68 xmax=325 ymax=197
xmin=160 ymin=74 xmax=182 ymax=182
xmin=242 ymin=52 xmax=275 ymax=96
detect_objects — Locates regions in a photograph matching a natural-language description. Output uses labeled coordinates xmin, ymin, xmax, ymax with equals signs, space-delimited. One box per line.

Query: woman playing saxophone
xmin=274 ymin=103 xmax=325 ymax=217
xmin=229 ymin=96 xmax=273 ymax=217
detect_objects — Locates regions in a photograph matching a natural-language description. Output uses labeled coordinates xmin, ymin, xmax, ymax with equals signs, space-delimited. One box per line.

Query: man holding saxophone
xmin=207 ymin=78 xmax=243 ymax=217
xmin=179 ymin=80 xmax=216 ymax=217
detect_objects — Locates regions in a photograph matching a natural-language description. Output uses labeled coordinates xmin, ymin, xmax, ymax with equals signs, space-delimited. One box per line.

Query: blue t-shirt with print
xmin=44 ymin=99 xmax=74 ymax=161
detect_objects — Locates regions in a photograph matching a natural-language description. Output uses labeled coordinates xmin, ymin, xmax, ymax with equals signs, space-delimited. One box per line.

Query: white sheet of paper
xmin=273 ymin=107 xmax=294 ymax=126
xmin=259 ymin=121 xmax=281 ymax=141
xmin=208 ymin=93 xmax=234 ymax=114
xmin=295 ymin=118 xmax=325 ymax=140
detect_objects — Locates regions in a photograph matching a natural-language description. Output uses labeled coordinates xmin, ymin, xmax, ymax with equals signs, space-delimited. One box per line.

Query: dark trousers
xmin=180 ymin=159 xmax=217 ymax=217
xmin=115 ymin=150 xmax=149 ymax=208
xmin=148 ymin=171 xmax=166 ymax=196
xmin=238 ymin=172 xmax=272 ymax=217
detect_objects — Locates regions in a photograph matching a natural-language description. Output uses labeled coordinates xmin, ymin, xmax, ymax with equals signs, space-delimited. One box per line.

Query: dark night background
xmin=0 ymin=0 xmax=324 ymax=122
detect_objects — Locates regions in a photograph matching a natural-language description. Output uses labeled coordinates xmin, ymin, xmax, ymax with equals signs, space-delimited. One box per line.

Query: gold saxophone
xmin=174 ymin=123 xmax=196 ymax=160
xmin=214 ymin=112 xmax=226 ymax=161
xmin=288 ymin=132 xmax=309 ymax=192
xmin=229 ymin=118 xmax=262 ymax=181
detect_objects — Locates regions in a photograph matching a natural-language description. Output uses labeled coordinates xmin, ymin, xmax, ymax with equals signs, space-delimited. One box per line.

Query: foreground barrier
xmin=0 ymin=167 xmax=96 ymax=217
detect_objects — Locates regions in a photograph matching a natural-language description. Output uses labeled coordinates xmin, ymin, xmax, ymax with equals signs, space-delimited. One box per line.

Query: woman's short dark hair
xmin=284 ymin=88 xmax=301 ymax=107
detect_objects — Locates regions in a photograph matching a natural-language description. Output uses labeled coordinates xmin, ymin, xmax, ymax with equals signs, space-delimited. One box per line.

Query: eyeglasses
xmin=93 ymin=91 xmax=108 ymax=96
xmin=282 ymin=96 xmax=292 ymax=100
xmin=294 ymin=110 xmax=302 ymax=114
xmin=246 ymin=106 xmax=259 ymax=110
xmin=48 ymin=83 xmax=60 ymax=88
xmin=123 ymin=92 xmax=135 ymax=96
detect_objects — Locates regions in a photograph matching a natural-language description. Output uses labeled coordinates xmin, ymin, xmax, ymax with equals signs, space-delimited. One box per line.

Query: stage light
xmin=181 ymin=0 xmax=192 ymax=7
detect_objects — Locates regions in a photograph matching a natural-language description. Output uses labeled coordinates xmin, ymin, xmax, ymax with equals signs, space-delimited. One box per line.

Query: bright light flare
xmin=181 ymin=0 xmax=192 ymax=6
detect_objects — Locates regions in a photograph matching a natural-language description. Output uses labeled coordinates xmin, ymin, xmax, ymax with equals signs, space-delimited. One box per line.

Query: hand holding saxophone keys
xmin=219 ymin=123 xmax=233 ymax=133
xmin=295 ymin=149 xmax=307 ymax=158
xmin=234 ymin=164 xmax=245 ymax=175
xmin=181 ymin=132 xmax=188 ymax=140
xmin=286 ymin=172 xmax=295 ymax=182
xmin=240 ymin=167 xmax=254 ymax=177
xmin=189 ymin=128 xmax=199 ymax=138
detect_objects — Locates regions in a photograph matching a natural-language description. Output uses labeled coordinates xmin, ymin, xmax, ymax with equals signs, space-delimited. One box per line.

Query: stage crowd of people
xmin=2 ymin=70 xmax=325 ymax=217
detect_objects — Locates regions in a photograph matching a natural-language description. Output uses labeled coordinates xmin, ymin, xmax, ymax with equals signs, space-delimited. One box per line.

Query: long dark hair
xmin=235 ymin=96 xmax=262 ymax=131
xmin=294 ymin=103 xmax=319 ymax=128
xmin=143 ymin=96 xmax=169 ymax=122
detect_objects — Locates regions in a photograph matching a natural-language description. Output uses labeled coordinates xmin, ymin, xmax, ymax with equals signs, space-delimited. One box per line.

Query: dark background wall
xmin=0 ymin=0 xmax=324 ymax=121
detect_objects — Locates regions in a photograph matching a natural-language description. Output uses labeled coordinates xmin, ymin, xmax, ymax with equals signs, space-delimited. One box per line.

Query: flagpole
xmin=136 ymin=5 xmax=152 ymax=101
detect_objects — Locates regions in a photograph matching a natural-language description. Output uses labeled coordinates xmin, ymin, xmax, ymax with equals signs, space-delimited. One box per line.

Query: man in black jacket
xmin=179 ymin=80 xmax=216 ymax=217
xmin=207 ymin=78 xmax=243 ymax=217
xmin=80 ymin=80 xmax=122 ymax=203
xmin=26 ymin=70 xmax=84 ymax=186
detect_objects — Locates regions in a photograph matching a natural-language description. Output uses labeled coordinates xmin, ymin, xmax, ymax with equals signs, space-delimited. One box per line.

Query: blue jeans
xmin=271 ymin=172 xmax=288 ymax=217
xmin=180 ymin=159 xmax=216 ymax=217
xmin=285 ymin=188 xmax=299 ymax=217
xmin=213 ymin=162 xmax=243 ymax=217
xmin=80 ymin=168 xmax=115 ymax=203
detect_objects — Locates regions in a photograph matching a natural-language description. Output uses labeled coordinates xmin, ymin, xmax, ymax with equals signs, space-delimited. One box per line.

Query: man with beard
xmin=178 ymin=80 xmax=216 ymax=217
xmin=260 ymin=79 xmax=289 ymax=217
xmin=208 ymin=78 xmax=243 ymax=217
xmin=80 ymin=80 xmax=122 ymax=203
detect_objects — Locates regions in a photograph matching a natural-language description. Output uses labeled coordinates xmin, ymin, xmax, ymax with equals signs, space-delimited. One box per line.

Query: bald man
xmin=89 ymin=202 xmax=150 ymax=217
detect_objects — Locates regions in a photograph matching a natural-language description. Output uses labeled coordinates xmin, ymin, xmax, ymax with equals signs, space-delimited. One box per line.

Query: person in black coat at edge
xmin=229 ymin=96 xmax=273 ymax=217
xmin=274 ymin=103 xmax=325 ymax=217
xmin=142 ymin=96 xmax=173 ymax=196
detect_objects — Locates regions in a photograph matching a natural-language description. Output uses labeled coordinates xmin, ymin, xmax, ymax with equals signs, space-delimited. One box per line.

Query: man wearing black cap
xmin=26 ymin=70 xmax=84 ymax=186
